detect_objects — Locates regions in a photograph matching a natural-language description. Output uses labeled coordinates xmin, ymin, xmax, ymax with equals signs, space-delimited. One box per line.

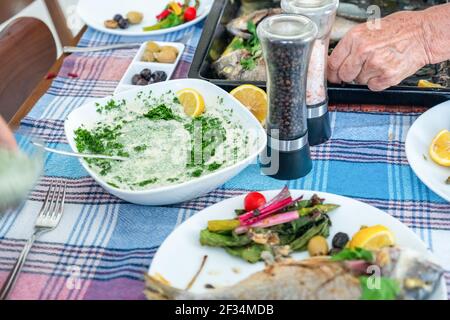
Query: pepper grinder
xmin=257 ymin=14 xmax=318 ymax=180
xmin=281 ymin=0 xmax=339 ymax=146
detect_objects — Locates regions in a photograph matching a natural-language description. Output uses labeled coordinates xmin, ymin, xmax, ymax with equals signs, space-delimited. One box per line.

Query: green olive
xmin=146 ymin=41 xmax=160 ymax=53
xmin=160 ymin=46 xmax=179 ymax=56
xmin=127 ymin=11 xmax=144 ymax=24
xmin=154 ymin=50 xmax=177 ymax=63
xmin=307 ymin=236 xmax=329 ymax=257
xmin=141 ymin=50 xmax=155 ymax=62
xmin=104 ymin=19 xmax=118 ymax=29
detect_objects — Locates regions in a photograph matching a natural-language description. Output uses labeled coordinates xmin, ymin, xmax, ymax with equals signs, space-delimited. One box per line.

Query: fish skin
xmin=145 ymin=248 xmax=444 ymax=300
xmin=226 ymin=8 xmax=282 ymax=39
xmin=145 ymin=257 xmax=362 ymax=300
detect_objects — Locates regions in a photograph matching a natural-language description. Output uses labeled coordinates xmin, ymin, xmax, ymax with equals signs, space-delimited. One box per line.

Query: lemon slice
xmin=230 ymin=84 xmax=267 ymax=125
xmin=429 ymin=129 xmax=450 ymax=167
xmin=177 ymin=88 xmax=205 ymax=117
xmin=418 ymin=80 xmax=444 ymax=88
xmin=348 ymin=225 xmax=395 ymax=250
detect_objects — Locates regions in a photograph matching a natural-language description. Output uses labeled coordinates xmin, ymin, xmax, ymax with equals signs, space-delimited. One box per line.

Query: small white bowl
xmin=64 ymin=79 xmax=267 ymax=205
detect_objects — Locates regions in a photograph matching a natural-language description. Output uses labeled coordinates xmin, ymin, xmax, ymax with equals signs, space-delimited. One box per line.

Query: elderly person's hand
xmin=328 ymin=3 xmax=450 ymax=91
xmin=0 ymin=116 xmax=17 ymax=151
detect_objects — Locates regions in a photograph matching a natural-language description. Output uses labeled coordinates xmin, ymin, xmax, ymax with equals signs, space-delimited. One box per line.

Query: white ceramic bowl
xmin=64 ymin=79 xmax=267 ymax=205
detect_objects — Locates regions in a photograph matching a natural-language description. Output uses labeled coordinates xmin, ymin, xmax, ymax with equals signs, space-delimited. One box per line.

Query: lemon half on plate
xmin=429 ymin=129 xmax=450 ymax=167
xmin=349 ymin=225 xmax=395 ymax=250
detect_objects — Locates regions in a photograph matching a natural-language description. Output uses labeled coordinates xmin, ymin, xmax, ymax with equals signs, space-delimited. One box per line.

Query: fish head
xmin=377 ymin=247 xmax=444 ymax=300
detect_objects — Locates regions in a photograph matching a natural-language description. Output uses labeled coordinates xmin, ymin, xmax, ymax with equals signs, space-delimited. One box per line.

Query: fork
xmin=63 ymin=29 xmax=195 ymax=53
xmin=0 ymin=180 xmax=66 ymax=300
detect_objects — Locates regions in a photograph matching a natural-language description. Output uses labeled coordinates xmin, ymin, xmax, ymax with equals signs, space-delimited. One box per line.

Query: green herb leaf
xmin=331 ymin=247 xmax=374 ymax=262
xmin=359 ymin=276 xmax=401 ymax=300
xmin=144 ymin=104 xmax=180 ymax=121
xmin=240 ymin=57 xmax=257 ymax=71
xmin=199 ymin=229 xmax=252 ymax=247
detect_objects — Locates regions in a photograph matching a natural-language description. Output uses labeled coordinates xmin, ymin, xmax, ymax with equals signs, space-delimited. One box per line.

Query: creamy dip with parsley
xmin=74 ymin=90 xmax=255 ymax=190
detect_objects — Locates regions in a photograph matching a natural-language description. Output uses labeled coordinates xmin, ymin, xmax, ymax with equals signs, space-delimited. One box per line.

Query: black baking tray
xmin=189 ymin=0 xmax=450 ymax=107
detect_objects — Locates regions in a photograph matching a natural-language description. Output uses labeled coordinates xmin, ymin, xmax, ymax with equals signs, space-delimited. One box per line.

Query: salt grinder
xmin=281 ymin=0 xmax=339 ymax=146
xmin=257 ymin=14 xmax=318 ymax=180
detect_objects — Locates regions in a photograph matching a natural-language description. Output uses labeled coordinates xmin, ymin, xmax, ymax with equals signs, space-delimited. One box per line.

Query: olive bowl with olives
xmin=114 ymin=41 xmax=185 ymax=94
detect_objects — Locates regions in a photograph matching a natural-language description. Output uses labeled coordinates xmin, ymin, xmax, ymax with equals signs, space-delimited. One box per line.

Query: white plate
xmin=77 ymin=0 xmax=213 ymax=36
xmin=114 ymin=41 xmax=185 ymax=94
xmin=149 ymin=190 xmax=447 ymax=300
xmin=64 ymin=79 xmax=266 ymax=206
xmin=405 ymin=101 xmax=450 ymax=202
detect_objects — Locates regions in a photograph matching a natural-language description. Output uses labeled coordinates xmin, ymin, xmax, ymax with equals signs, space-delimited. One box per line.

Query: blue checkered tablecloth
xmin=1 ymin=23 xmax=449 ymax=299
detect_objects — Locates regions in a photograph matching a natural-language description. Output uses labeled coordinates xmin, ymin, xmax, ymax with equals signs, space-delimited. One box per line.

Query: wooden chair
xmin=1 ymin=0 xmax=76 ymax=47
xmin=0 ymin=0 xmax=34 ymax=24
xmin=0 ymin=17 xmax=57 ymax=122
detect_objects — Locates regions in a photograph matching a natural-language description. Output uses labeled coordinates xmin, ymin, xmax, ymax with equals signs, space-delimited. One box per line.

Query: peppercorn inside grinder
xmin=257 ymin=14 xmax=318 ymax=180
xmin=282 ymin=0 xmax=339 ymax=146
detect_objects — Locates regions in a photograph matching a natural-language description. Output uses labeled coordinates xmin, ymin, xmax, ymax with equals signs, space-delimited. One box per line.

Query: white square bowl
xmin=114 ymin=41 xmax=185 ymax=94
xmin=65 ymin=79 xmax=267 ymax=206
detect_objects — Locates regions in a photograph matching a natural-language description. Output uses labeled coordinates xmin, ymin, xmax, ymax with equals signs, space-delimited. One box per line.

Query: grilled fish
xmin=145 ymin=247 xmax=443 ymax=300
xmin=212 ymin=49 xmax=266 ymax=82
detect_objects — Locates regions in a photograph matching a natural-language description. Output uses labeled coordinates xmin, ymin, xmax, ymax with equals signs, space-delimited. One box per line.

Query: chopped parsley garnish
xmin=134 ymin=145 xmax=147 ymax=152
xmin=207 ymin=162 xmax=222 ymax=171
xmin=96 ymin=99 xmax=125 ymax=113
xmin=191 ymin=169 xmax=203 ymax=177
xmin=184 ymin=116 xmax=226 ymax=167
xmin=136 ymin=178 xmax=158 ymax=187
xmin=144 ymin=104 xmax=180 ymax=121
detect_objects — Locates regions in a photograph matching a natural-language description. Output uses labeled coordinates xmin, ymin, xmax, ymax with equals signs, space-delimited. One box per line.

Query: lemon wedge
xmin=429 ymin=129 xmax=450 ymax=167
xmin=177 ymin=88 xmax=205 ymax=117
xmin=230 ymin=84 xmax=267 ymax=125
xmin=348 ymin=225 xmax=395 ymax=250
xmin=418 ymin=80 xmax=444 ymax=88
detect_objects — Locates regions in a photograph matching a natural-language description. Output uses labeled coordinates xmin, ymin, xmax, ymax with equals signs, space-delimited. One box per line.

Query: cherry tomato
xmin=184 ymin=7 xmax=197 ymax=22
xmin=244 ymin=192 xmax=266 ymax=212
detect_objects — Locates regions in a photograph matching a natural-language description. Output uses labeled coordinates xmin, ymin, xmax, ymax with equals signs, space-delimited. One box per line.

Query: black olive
xmin=151 ymin=71 xmax=168 ymax=83
xmin=131 ymin=74 xmax=141 ymax=85
xmin=136 ymin=78 xmax=148 ymax=86
xmin=140 ymin=68 xmax=152 ymax=81
xmin=332 ymin=232 xmax=350 ymax=249
xmin=118 ymin=18 xmax=129 ymax=29
xmin=113 ymin=14 xmax=123 ymax=22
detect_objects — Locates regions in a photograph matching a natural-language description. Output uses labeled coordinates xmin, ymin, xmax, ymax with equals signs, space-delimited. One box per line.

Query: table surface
xmin=2 ymin=23 xmax=450 ymax=300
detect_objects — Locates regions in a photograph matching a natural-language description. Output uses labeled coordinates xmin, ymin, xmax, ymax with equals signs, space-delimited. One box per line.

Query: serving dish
xmin=77 ymin=0 xmax=213 ymax=37
xmin=114 ymin=41 xmax=185 ymax=94
xmin=405 ymin=100 xmax=450 ymax=202
xmin=188 ymin=0 xmax=450 ymax=107
xmin=64 ymin=79 xmax=267 ymax=206
xmin=149 ymin=189 xmax=447 ymax=299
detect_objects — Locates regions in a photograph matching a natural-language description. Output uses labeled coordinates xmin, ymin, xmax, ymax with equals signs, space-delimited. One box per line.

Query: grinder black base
xmin=308 ymin=111 xmax=332 ymax=146
xmin=260 ymin=143 xmax=312 ymax=180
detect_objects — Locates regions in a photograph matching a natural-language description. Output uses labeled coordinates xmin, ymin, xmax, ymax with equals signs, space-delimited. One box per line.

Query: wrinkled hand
xmin=328 ymin=11 xmax=432 ymax=91
xmin=0 ymin=116 xmax=17 ymax=151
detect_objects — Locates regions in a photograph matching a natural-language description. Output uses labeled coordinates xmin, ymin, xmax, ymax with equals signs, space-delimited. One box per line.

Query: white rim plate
xmin=77 ymin=0 xmax=213 ymax=36
xmin=149 ymin=190 xmax=447 ymax=300
xmin=405 ymin=101 xmax=450 ymax=202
